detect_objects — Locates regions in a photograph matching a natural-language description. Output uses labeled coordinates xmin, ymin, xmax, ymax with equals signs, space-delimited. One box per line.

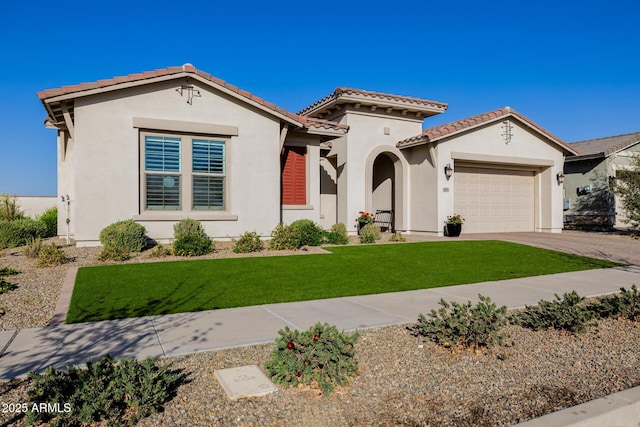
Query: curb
xmin=516 ymin=385 xmax=640 ymax=426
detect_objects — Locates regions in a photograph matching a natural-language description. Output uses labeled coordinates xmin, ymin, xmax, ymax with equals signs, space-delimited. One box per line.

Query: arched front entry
xmin=367 ymin=150 xmax=405 ymax=232
xmin=372 ymin=154 xmax=395 ymax=213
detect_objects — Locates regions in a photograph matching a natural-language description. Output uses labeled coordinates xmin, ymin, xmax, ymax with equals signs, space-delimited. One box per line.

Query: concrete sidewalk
xmin=1 ymin=265 xmax=639 ymax=380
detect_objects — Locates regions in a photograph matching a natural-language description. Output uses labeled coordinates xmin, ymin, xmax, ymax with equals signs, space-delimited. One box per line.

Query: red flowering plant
xmin=445 ymin=214 xmax=465 ymax=224
xmin=355 ymin=211 xmax=375 ymax=224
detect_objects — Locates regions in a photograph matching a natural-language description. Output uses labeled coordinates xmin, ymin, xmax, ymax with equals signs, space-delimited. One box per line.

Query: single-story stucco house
xmin=564 ymin=131 xmax=640 ymax=229
xmin=37 ymin=64 xmax=577 ymax=246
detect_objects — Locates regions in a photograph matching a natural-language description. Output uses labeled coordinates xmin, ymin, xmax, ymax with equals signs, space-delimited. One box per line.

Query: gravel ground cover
xmin=0 ymin=319 xmax=638 ymax=426
xmin=0 ymin=235 xmax=638 ymax=426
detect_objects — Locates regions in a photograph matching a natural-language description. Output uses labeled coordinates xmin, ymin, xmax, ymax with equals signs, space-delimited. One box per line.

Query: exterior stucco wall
xmin=564 ymin=142 xmax=640 ymax=229
xmin=14 ymin=196 xmax=57 ymax=219
xmin=70 ymin=79 xmax=281 ymax=245
xmin=336 ymin=110 xmax=423 ymax=234
xmin=405 ymin=146 xmax=438 ymax=234
xmin=423 ymin=119 xmax=566 ymax=234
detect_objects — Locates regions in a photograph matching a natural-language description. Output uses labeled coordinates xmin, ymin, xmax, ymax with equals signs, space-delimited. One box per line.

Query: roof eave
xmin=39 ymin=71 xmax=307 ymax=129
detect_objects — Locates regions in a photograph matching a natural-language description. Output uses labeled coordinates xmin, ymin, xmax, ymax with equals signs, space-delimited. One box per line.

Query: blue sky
xmin=1 ymin=0 xmax=638 ymax=195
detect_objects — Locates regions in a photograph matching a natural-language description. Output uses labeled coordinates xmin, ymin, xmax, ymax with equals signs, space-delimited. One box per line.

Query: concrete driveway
xmin=411 ymin=230 xmax=640 ymax=265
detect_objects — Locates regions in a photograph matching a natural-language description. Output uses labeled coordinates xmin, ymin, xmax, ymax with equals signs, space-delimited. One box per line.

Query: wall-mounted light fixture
xmin=444 ymin=163 xmax=453 ymax=179
xmin=556 ymin=172 xmax=565 ymax=184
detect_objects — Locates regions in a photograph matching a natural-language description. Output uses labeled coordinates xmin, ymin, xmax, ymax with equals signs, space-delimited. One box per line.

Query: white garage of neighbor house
xmin=37 ymin=64 xmax=576 ymax=246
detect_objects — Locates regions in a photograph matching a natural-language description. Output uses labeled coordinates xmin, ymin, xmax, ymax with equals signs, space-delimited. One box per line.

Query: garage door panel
xmin=455 ymin=166 xmax=534 ymax=233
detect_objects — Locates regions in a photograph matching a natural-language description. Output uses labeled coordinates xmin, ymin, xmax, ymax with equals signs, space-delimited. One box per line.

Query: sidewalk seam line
xmin=344 ymin=298 xmax=412 ymax=321
xmin=260 ymin=306 xmax=300 ymax=330
xmin=0 ymin=330 xmax=18 ymax=357
xmin=150 ymin=318 xmax=166 ymax=357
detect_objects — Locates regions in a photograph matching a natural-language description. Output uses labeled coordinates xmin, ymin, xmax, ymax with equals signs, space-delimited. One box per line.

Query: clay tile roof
xmin=397 ymin=107 xmax=575 ymax=153
xmin=297 ymin=87 xmax=448 ymax=116
xmin=37 ymin=64 xmax=347 ymax=134
xmin=569 ymin=131 xmax=640 ymax=158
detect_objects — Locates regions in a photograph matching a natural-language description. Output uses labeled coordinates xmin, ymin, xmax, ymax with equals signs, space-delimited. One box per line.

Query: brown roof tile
xmin=37 ymin=64 xmax=348 ymax=134
xmin=297 ymin=87 xmax=448 ymax=116
xmin=397 ymin=107 xmax=574 ymax=153
xmin=569 ymin=131 xmax=640 ymax=158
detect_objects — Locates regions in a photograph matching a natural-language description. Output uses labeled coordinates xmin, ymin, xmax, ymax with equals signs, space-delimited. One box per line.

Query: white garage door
xmin=455 ymin=166 xmax=535 ymax=233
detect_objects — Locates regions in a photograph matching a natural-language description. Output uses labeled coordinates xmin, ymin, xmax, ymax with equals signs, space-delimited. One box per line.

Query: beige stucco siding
xmin=70 ymin=79 xmax=282 ymax=245
xmin=405 ymin=119 xmax=565 ymax=234
xmin=337 ymin=110 xmax=422 ymax=233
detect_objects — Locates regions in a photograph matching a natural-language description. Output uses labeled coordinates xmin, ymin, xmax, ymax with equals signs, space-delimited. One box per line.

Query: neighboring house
xmin=564 ymin=132 xmax=640 ymax=229
xmin=38 ymin=64 xmax=576 ymax=246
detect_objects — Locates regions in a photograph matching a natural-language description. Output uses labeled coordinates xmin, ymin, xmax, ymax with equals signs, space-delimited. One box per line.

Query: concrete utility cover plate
xmin=214 ymin=365 xmax=278 ymax=400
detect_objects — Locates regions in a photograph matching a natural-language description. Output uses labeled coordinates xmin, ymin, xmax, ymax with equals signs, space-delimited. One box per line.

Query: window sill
xmin=282 ymin=205 xmax=314 ymax=210
xmin=133 ymin=213 xmax=238 ymax=221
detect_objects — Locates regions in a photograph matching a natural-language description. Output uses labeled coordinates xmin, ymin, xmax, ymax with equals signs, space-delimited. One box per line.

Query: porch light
xmin=444 ymin=163 xmax=453 ymax=179
xmin=556 ymin=172 xmax=565 ymax=184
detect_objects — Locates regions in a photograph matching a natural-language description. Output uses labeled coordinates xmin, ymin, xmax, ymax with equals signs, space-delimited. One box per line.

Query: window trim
xmin=139 ymin=130 xmax=230 ymax=215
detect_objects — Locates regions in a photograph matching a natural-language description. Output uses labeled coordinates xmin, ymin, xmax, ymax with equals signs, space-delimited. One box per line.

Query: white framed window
xmin=141 ymin=133 xmax=227 ymax=212
xmin=192 ymin=139 xmax=225 ymax=210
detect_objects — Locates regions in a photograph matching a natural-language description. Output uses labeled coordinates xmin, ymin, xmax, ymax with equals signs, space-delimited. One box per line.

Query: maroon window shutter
xmin=281 ymin=147 xmax=306 ymax=205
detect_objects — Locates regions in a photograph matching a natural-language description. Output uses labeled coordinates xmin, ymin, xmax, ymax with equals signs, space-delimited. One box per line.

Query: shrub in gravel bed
xmin=0 ymin=278 xmax=17 ymax=294
xmin=415 ymin=294 xmax=508 ymax=351
xmin=323 ymin=223 xmax=350 ymax=245
xmin=591 ymin=285 xmax=640 ymax=321
xmin=27 ymin=355 xmax=183 ymax=427
xmin=0 ymin=266 xmax=20 ymax=276
xmin=264 ymin=322 xmax=359 ymax=396
xmin=511 ymin=291 xmax=597 ymax=334
xmin=21 ymin=237 xmax=43 ymax=259
xmin=172 ymin=219 xmax=213 ymax=256
xmin=99 ymin=220 xmax=147 ymax=254
xmin=35 ymin=243 xmax=68 ymax=267
xmin=359 ymin=223 xmax=381 ymax=244
xmin=268 ymin=223 xmax=296 ymax=250
xmin=148 ymin=243 xmax=171 ymax=258
xmin=38 ymin=207 xmax=58 ymax=238
xmin=233 ymin=231 xmax=264 ymax=253
xmin=0 ymin=218 xmax=47 ymax=249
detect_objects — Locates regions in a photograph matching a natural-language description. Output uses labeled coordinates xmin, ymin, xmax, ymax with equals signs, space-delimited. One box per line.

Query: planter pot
xmin=445 ymin=223 xmax=462 ymax=237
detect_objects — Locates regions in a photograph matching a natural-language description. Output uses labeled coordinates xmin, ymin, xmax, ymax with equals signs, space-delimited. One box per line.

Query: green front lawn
xmin=67 ymin=241 xmax=620 ymax=323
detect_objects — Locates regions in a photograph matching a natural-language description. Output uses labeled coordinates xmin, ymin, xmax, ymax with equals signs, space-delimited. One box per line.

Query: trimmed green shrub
xmin=591 ymin=285 xmax=640 ymax=321
xmin=359 ymin=223 xmax=381 ymax=244
xmin=389 ymin=231 xmax=406 ymax=242
xmin=172 ymin=219 xmax=213 ymax=256
xmin=415 ymin=295 xmax=508 ymax=351
xmin=324 ymin=223 xmax=349 ymax=245
xmin=98 ymin=245 xmax=130 ymax=262
xmin=511 ymin=291 xmax=596 ymax=334
xmin=233 ymin=231 xmax=264 ymax=253
xmin=22 ymin=237 xmax=43 ymax=259
xmin=264 ymin=323 xmax=359 ymax=396
xmin=0 ymin=217 xmax=47 ymax=249
xmin=99 ymin=220 xmax=147 ymax=253
xmin=38 ymin=207 xmax=58 ymax=238
xmin=289 ymin=219 xmax=323 ymax=248
xmin=35 ymin=243 xmax=68 ymax=267
xmin=26 ymin=355 xmax=182 ymax=427
xmin=268 ymin=223 xmax=296 ymax=250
